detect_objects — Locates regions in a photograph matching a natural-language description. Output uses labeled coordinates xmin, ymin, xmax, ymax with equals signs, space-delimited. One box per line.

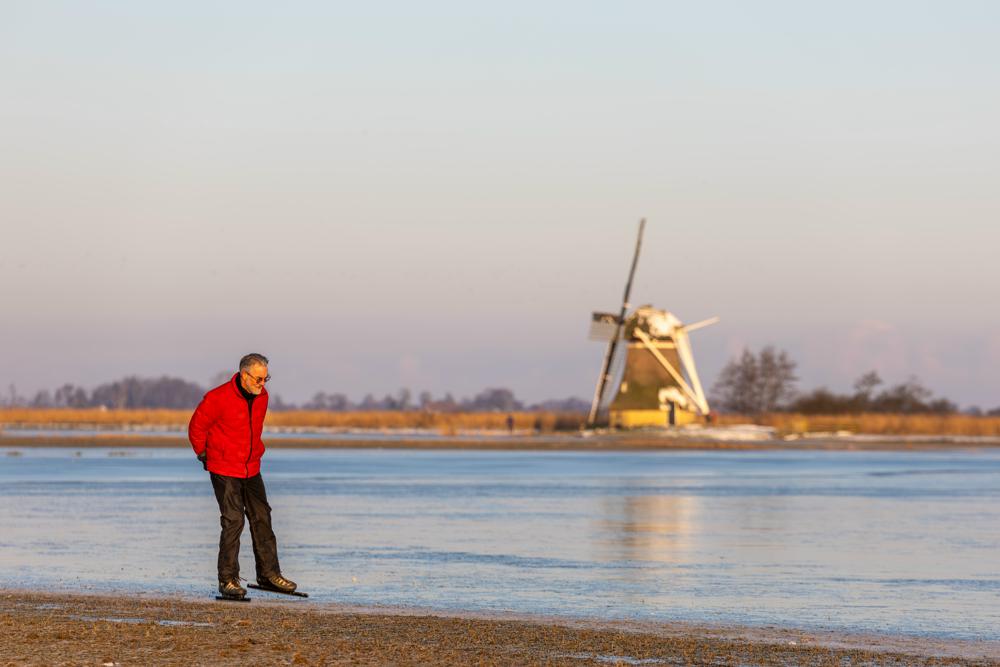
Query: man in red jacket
xmin=189 ymin=353 xmax=297 ymax=599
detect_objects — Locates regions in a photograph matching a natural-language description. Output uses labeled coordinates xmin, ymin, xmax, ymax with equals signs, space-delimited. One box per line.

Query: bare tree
xmin=711 ymin=346 xmax=797 ymax=415
xmin=396 ymin=388 xmax=412 ymax=411
xmin=463 ymin=388 xmax=523 ymax=412
xmin=870 ymin=376 xmax=937 ymax=413
xmin=303 ymin=392 xmax=351 ymax=411
xmin=852 ymin=371 xmax=883 ymax=405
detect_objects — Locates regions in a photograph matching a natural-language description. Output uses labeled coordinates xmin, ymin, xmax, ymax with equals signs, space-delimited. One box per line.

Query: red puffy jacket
xmin=188 ymin=373 xmax=269 ymax=478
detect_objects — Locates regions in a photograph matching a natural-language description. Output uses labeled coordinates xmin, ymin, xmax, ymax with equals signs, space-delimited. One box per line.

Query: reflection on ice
xmin=598 ymin=495 xmax=699 ymax=565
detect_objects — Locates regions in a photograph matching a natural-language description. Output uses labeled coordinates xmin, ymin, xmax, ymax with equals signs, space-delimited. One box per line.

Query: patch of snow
xmin=673 ymin=424 xmax=777 ymax=441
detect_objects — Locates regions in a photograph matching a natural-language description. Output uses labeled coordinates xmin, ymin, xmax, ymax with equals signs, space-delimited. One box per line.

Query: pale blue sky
xmin=2 ymin=2 xmax=999 ymax=406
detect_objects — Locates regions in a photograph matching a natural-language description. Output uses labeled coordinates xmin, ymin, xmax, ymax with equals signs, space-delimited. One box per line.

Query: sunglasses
xmin=243 ymin=371 xmax=271 ymax=385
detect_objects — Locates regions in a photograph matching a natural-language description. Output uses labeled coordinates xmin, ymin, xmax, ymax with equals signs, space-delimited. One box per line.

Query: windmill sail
xmin=597 ymin=341 xmax=628 ymax=412
xmin=587 ymin=218 xmax=646 ymax=427
xmin=588 ymin=312 xmax=622 ymax=341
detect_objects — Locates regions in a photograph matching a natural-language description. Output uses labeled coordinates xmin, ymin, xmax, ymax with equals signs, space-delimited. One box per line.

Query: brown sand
xmin=1 ymin=591 xmax=996 ymax=666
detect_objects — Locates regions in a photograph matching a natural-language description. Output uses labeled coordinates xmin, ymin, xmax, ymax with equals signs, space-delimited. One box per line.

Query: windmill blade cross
xmin=587 ymin=218 xmax=646 ymax=427
xmin=679 ymin=317 xmax=720 ymax=334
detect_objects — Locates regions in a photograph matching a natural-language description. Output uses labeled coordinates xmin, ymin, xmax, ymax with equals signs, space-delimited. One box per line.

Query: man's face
xmin=240 ymin=364 xmax=270 ymax=395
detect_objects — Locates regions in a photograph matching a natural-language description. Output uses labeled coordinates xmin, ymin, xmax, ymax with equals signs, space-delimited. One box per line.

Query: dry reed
xmin=0 ymin=408 xmax=190 ymax=426
xmin=716 ymin=412 xmax=1000 ymax=437
xmin=4 ymin=409 xmax=999 ymax=436
xmin=0 ymin=408 xmax=585 ymax=433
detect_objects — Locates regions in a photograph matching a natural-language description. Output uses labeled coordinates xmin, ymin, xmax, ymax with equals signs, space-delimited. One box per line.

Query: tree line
xmin=5 ymin=377 xmax=206 ymax=410
xmin=1 ymin=378 xmax=589 ymax=413
xmin=300 ymin=387 xmax=589 ymax=413
xmin=710 ymin=346 xmax=992 ymax=416
xmin=1 ymin=347 xmax=990 ymax=416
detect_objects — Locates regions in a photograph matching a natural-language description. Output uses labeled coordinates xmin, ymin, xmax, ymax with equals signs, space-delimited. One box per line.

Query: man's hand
xmin=197 ymin=452 xmax=208 ymax=471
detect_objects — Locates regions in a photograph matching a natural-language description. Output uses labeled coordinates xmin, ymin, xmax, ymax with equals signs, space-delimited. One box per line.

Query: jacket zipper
xmin=245 ymin=398 xmax=253 ymax=477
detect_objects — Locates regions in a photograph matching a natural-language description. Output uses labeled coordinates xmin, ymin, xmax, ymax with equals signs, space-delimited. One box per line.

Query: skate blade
xmin=247 ymin=583 xmax=308 ymax=598
xmin=215 ymin=595 xmax=251 ymax=602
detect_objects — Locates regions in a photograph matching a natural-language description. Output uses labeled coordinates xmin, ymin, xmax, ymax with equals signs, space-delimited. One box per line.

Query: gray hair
xmin=239 ymin=353 xmax=269 ymax=371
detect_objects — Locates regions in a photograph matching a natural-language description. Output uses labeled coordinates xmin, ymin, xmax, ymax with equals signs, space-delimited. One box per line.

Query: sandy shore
xmin=1 ymin=590 xmax=996 ymax=666
xmin=2 ymin=432 xmax=998 ymax=451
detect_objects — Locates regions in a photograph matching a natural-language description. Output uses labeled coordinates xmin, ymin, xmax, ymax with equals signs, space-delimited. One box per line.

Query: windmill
xmin=587 ymin=220 xmax=718 ymax=429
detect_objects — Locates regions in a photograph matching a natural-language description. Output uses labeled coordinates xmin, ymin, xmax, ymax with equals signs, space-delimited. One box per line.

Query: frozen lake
xmin=1 ymin=446 xmax=998 ymax=640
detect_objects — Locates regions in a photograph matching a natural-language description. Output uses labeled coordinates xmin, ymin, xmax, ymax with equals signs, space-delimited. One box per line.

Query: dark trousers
xmin=210 ymin=472 xmax=280 ymax=583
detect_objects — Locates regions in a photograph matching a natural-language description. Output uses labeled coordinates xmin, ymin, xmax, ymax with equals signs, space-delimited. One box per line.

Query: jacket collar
xmin=230 ymin=372 xmax=268 ymax=399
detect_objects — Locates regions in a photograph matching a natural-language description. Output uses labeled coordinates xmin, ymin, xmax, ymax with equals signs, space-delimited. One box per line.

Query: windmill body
xmin=586 ymin=220 xmax=717 ymax=429
xmin=600 ymin=306 xmax=716 ymax=428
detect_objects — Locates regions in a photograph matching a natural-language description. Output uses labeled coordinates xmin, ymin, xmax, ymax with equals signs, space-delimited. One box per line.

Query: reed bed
xmin=265 ymin=410 xmax=585 ymax=434
xmin=0 ymin=408 xmax=191 ymax=427
xmin=716 ymin=412 xmax=1000 ymax=437
xmin=3 ymin=408 xmax=999 ymax=436
xmin=0 ymin=408 xmax=585 ymax=433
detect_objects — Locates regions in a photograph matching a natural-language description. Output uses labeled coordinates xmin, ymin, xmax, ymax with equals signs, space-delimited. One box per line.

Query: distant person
xmin=188 ymin=353 xmax=297 ymax=600
xmin=506 ymin=413 xmax=515 ymax=434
